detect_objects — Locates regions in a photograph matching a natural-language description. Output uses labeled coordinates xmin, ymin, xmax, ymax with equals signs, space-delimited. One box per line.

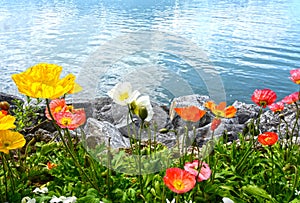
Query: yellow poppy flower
xmin=0 ymin=130 xmax=26 ymax=154
xmin=0 ymin=111 xmax=16 ymax=130
xmin=12 ymin=63 xmax=79 ymax=99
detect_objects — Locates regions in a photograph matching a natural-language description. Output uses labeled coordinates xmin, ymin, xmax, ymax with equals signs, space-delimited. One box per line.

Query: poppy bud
xmin=0 ymin=101 xmax=10 ymax=110
xmin=159 ymin=128 xmax=169 ymax=133
xmin=138 ymin=106 xmax=148 ymax=121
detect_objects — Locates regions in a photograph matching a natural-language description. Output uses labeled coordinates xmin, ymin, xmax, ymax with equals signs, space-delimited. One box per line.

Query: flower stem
xmin=138 ymin=120 xmax=144 ymax=196
xmin=1 ymin=153 xmax=8 ymax=201
xmin=45 ymin=99 xmax=100 ymax=193
xmin=270 ymin=146 xmax=275 ymax=197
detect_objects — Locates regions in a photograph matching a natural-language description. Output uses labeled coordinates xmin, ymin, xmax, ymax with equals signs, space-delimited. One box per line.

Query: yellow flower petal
xmin=12 ymin=63 xmax=76 ymax=99
xmin=0 ymin=114 xmax=16 ymax=130
xmin=0 ymin=130 xmax=26 ymax=154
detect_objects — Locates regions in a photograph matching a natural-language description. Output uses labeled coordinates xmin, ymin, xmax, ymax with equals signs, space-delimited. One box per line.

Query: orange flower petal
xmin=163 ymin=168 xmax=196 ymax=194
xmin=258 ymin=132 xmax=278 ymax=146
xmin=174 ymin=106 xmax=206 ymax=122
xmin=225 ymin=106 xmax=237 ymax=118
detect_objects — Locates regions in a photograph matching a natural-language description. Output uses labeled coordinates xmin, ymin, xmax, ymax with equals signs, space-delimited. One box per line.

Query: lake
xmin=1 ymin=0 xmax=300 ymax=104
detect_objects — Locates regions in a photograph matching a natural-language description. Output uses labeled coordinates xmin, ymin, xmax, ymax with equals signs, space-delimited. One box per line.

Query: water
xmin=1 ymin=0 xmax=300 ymax=105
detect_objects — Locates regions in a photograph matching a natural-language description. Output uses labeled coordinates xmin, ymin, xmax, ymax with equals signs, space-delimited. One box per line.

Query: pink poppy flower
xmin=251 ymin=89 xmax=277 ymax=108
xmin=163 ymin=168 xmax=196 ymax=194
xmin=184 ymin=160 xmax=211 ymax=182
xmin=289 ymin=68 xmax=300 ymax=84
xmin=282 ymin=92 xmax=299 ymax=104
xmin=53 ymin=108 xmax=86 ymax=130
xmin=268 ymin=102 xmax=284 ymax=113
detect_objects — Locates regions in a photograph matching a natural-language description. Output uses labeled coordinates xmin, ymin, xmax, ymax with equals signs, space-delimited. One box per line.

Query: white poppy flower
xmin=108 ymin=82 xmax=140 ymax=106
xmin=133 ymin=95 xmax=154 ymax=122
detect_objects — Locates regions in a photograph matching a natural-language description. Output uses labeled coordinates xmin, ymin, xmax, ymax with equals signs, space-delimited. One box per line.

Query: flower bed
xmin=0 ymin=64 xmax=300 ymax=203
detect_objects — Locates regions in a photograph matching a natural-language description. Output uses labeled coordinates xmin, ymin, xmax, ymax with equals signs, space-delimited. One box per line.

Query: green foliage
xmin=11 ymin=96 xmax=43 ymax=132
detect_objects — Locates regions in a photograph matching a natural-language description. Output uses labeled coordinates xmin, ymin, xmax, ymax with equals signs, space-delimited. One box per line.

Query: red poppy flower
xmin=282 ymin=92 xmax=299 ymax=104
xmin=210 ymin=118 xmax=222 ymax=131
xmin=184 ymin=160 xmax=211 ymax=182
xmin=163 ymin=168 xmax=196 ymax=194
xmin=53 ymin=108 xmax=86 ymax=130
xmin=268 ymin=102 xmax=284 ymax=113
xmin=251 ymin=89 xmax=277 ymax=108
xmin=289 ymin=68 xmax=300 ymax=84
xmin=205 ymin=101 xmax=236 ymax=118
xmin=174 ymin=106 xmax=206 ymax=122
xmin=258 ymin=132 xmax=278 ymax=146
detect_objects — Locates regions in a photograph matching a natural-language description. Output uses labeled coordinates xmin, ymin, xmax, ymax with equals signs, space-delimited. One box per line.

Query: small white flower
xmin=166 ymin=199 xmax=175 ymax=203
xmin=133 ymin=95 xmax=154 ymax=122
xmin=166 ymin=199 xmax=192 ymax=203
xmin=108 ymin=82 xmax=140 ymax=106
xmin=222 ymin=197 xmax=234 ymax=203
xmin=50 ymin=196 xmax=77 ymax=203
xmin=63 ymin=196 xmax=77 ymax=203
xmin=33 ymin=187 xmax=48 ymax=194
xmin=295 ymin=189 xmax=300 ymax=196
xmin=50 ymin=196 xmax=62 ymax=203
xmin=21 ymin=197 xmax=36 ymax=203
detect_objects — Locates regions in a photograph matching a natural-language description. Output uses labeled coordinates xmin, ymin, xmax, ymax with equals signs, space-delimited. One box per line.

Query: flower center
xmin=61 ymin=117 xmax=72 ymax=126
xmin=264 ymin=137 xmax=272 ymax=142
xmin=119 ymin=92 xmax=129 ymax=101
xmin=54 ymin=106 xmax=63 ymax=113
xmin=173 ymin=180 xmax=185 ymax=190
xmin=259 ymin=101 xmax=267 ymax=107
xmin=3 ymin=141 xmax=11 ymax=148
xmin=213 ymin=110 xmax=224 ymax=118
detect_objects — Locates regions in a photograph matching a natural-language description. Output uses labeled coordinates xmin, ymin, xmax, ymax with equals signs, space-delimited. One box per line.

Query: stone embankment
xmin=1 ymin=92 xmax=299 ymax=150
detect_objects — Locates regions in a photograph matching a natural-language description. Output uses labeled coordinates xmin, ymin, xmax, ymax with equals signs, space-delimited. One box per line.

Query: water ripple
xmin=0 ymin=0 xmax=300 ymax=104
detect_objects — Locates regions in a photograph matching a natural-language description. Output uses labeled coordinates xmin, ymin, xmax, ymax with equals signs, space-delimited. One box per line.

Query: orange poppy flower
xmin=251 ymin=89 xmax=277 ymax=108
xmin=258 ymin=132 xmax=278 ymax=146
xmin=289 ymin=68 xmax=300 ymax=84
xmin=163 ymin=168 xmax=196 ymax=194
xmin=47 ymin=162 xmax=58 ymax=170
xmin=205 ymin=101 xmax=236 ymax=118
xmin=174 ymin=106 xmax=206 ymax=122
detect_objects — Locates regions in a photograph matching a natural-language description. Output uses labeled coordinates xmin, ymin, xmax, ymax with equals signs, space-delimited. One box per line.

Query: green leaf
xmin=242 ymin=185 xmax=277 ymax=202
xmin=40 ymin=142 xmax=59 ymax=155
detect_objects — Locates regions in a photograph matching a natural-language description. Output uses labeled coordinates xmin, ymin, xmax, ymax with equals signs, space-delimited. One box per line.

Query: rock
xmin=83 ymin=118 xmax=130 ymax=149
xmin=232 ymin=101 xmax=260 ymax=124
xmin=12 ymin=92 xmax=299 ymax=152
xmin=0 ymin=92 xmax=23 ymax=104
